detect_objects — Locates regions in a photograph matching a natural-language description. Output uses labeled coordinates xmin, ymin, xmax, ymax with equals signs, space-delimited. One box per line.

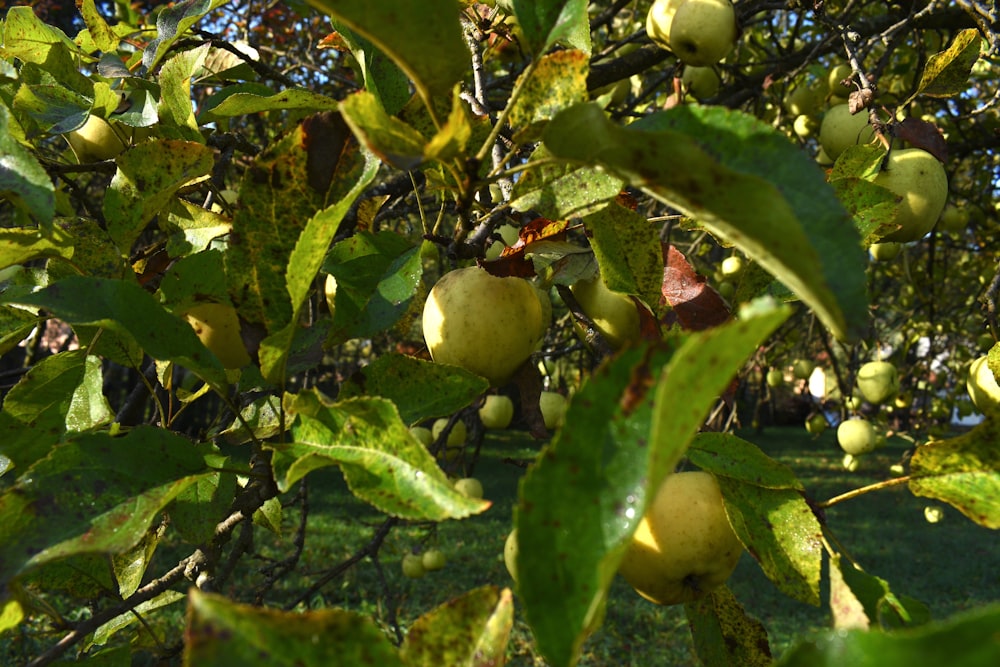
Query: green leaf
xmin=1 ymin=276 xmax=230 ymax=392
xmin=582 ymin=202 xmax=664 ymax=313
xmin=157 ymin=43 xmax=209 ymax=141
xmin=399 ymin=585 xmax=514 ymax=667
xmin=510 ymin=144 xmax=623 ymax=219
xmin=305 ymin=0 xmax=468 ymax=112
xmin=91 ymin=591 xmax=185 ymax=648
xmin=832 ymin=555 xmax=930 ymax=631
xmin=217 ymin=395 xmax=284 ymax=445
xmin=141 ymin=0 xmax=214 ymax=73
xmin=0 ymin=349 xmax=89 ymax=473
xmin=103 ymin=140 xmax=214 ymax=251
xmin=200 ymin=88 xmax=340 ymax=122
xmin=0 ymin=226 xmax=74 ymax=270
xmin=0 ymin=106 xmax=56 ymax=223
xmin=0 ymin=7 xmax=90 ymax=92
xmin=185 ymin=589 xmax=404 ymax=667
xmin=111 ymin=526 xmax=163 ymax=598
xmin=331 ymin=23 xmax=410 ymax=116
xmin=685 ymin=586 xmax=772 ymax=667
xmin=716 ymin=477 xmax=822 ymax=606
xmin=518 ymin=300 xmax=787 ymax=667
xmin=829 ymin=553 xmax=871 ymax=630
xmin=543 ymin=103 xmax=869 ymax=342
xmin=158 ymin=249 xmax=231 ymax=314
xmin=775 ymin=604 xmax=1000 ymax=667
xmin=0 ymin=427 xmax=210 ymax=588
xmin=0 ymin=305 xmax=38 ymax=357
xmin=340 ymin=90 xmax=431 ymax=169
xmin=512 ymin=0 xmax=591 ymax=56
xmin=275 ymin=394 xmax=489 ymax=521
xmin=908 ymin=420 xmax=1000 ymax=529
xmin=688 ymin=432 xmax=803 ymax=490
xmin=65 ymin=353 xmax=114 ymax=432
xmin=79 ymin=0 xmax=120 ymax=53
xmin=324 ymin=231 xmax=424 ymax=344
xmin=169 ymin=471 xmax=238 ymax=544
xmin=509 ymin=49 xmax=589 ymax=141
xmin=914 ymin=29 xmax=982 ymax=99
xmin=358 ymin=353 xmax=489 ymax=426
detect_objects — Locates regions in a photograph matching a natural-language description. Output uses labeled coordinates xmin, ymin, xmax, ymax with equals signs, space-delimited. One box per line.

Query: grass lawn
xmin=252 ymin=425 xmax=1000 ymax=665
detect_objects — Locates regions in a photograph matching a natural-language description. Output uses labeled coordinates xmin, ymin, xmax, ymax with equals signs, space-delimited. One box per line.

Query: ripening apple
xmin=855 ymin=360 xmax=899 ymax=404
xmin=479 ymin=394 xmax=515 ymax=429
xmin=422 ymin=549 xmax=447 ymax=571
xmin=570 ymin=276 xmax=641 ymax=350
xmin=784 ymin=78 xmax=825 ymax=117
xmin=432 ymin=418 xmax=466 ymax=447
xmin=869 ymin=242 xmax=901 ymax=261
xmin=837 ymin=418 xmax=876 ymax=455
xmin=410 ymin=426 xmax=433 ymax=446
xmin=967 ymin=355 xmax=1000 ymax=415
xmin=819 ymin=104 xmax=877 ymax=160
xmin=720 ymin=256 xmax=744 ymax=277
xmin=422 ymin=266 xmax=546 ymax=386
xmin=924 ymin=505 xmax=944 ymax=524
xmin=793 ymin=114 xmax=820 ymax=139
xmin=539 ymin=390 xmax=567 ymax=430
xmin=681 ymin=66 xmax=721 ymax=99
xmin=618 ymin=471 xmax=743 ymax=605
xmin=402 ymin=553 xmax=426 ymax=579
xmin=873 ymin=149 xmax=948 ymax=243
xmin=766 ymin=368 xmax=784 ymax=388
xmin=66 ymin=115 xmax=129 ymax=162
xmin=792 ymin=359 xmax=815 ymax=380
xmin=645 ymin=0 xmax=684 ymax=50
xmin=667 ymin=0 xmax=738 ymax=67
xmin=842 ymin=453 xmax=860 ymax=471
xmin=504 ymin=529 xmax=518 ymax=582
xmin=454 ymin=477 xmax=484 ymax=499
xmin=827 ymin=63 xmax=853 ymax=99
xmin=936 ymin=203 xmax=969 ymax=233
xmin=805 ymin=413 xmax=828 ymax=435
xmin=183 ymin=302 xmax=252 ymax=369
xmin=324 ymin=274 xmax=337 ymax=317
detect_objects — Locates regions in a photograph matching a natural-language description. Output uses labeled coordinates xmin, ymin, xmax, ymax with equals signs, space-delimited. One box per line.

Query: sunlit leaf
xmin=0 ymin=106 xmax=56 ymax=223
xmin=913 ymin=29 xmax=982 ymax=99
xmin=185 ymin=589 xmax=404 ymax=667
xmin=686 ymin=586 xmax=771 ymax=667
xmin=509 ymin=49 xmax=588 ymax=141
xmin=543 ymin=103 xmax=869 ymax=341
xmin=512 ymin=0 xmax=591 ymax=56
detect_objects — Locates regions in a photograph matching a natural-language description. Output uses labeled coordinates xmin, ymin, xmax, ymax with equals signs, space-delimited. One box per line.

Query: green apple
xmin=805 ymin=413 xmax=828 ymax=435
xmin=827 ymin=63 xmax=853 ymax=99
xmin=766 ymin=368 xmax=784 ymax=388
xmin=924 ymin=505 xmax=944 ymax=524
xmin=570 ymin=276 xmax=641 ymax=350
xmin=66 ymin=115 xmax=129 ymax=162
xmin=793 ymin=114 xmax=820 ymax=139
xmin=504 ymin=529 xmax=518 ymax=582
xmin=539 ymin=391 xmax=567 ymax=430
xmin=479 ymin=394 xmax=514 ymax=429
xmin=792 ymin=359 xmax=815 ymax=380
xmin=668 ymin=0 xmax=738 ymax=67
xmin=936 ymin=203 xmax=968 ymax=233
xmin=967 ymin=355 xmax=1000 ymax=415
xmin=422 ymin=549 xmax=447 ymax=571
xmin=645 ymin=0 xmax=684 ymax=50
xmin=183 ymin=303 xmax=252 ymax=369
xmin=681 ymin=66 xmax=721 ymax=99
xmin=837 ymin=418 xmax=876 ymax=455
xmin=432 ymin=418 xmax=466 ymax=447
xmin=716 ymin=280 xmax=735 ymax=300
xmin=402 ymin=553 xmax=426 ymax=579
xmin=842 ymin=453 xmax=860 ymax=471
xmin=869 ymin=242 xmax=901 ymax=261
xmin=454 ymin=477 xmax=484 ymax=499
xmin=324 ymin=274 xmax=337 ymax=317
xmin=855 ymin=360 xmax=899 ymax=404
xmin=818 ymin=103 xmax=877 ymax=160
xmin=618 ymin=471 xmax=742 ymax=605
xmin=720 ymin=256 xmax=744 ymax=277
xmin=410 ymin=426 xmax=433 ymax=446
xmin=423 ymin=266 xmax=546 ymax=386
xmin=785 ymin=79 xmax=825 ymax=117
xmin=873 ymin=148 xmax=949 ymax=243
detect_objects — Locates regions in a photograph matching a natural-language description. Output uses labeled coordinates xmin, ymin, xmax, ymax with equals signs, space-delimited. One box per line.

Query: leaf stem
xmin=815 ymin=475 xmax=910 ymax=509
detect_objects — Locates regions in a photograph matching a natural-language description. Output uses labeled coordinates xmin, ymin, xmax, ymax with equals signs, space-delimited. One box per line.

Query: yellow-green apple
xmin=785 ymin=79 xmax=825 ymax=116
xmin=504 ymin=529 xmax=518 ymax=582
xmin=570 ymin=276 xmax=641 ymax=349
xmin=967 ymin=355 xmax=1000 ymax=415
xmin=402 ymin=553 xmax=426 ymax=579
xmin=618 ymin=471 xmax=742 ymax=605
xmin=66 ymin=115 xmax=129 ymax=162
xmin=410 ymin=426 xmax=433 ymax=446
xmin=873 ymin=148 xmax=948 ymax=243
xmin=793 ymin=114 xmax=820 ymax=139
xmin=432 ymin=418 xmax=466 ymax=447
xmin=936 ymin=203 xmax=968 ymax=233
xmin=324 ymin=274 xmax=337 ymax=316
xmin=855 ymin=360 xmax=899 ymax=404
xmin=539 ymin=391 xmax=567 ymax=430
xmin=454 ymin=477 xmax=484 ymax=499
xmin=422 ymin=549 xmax=447 ymax=571
xmin=837 ymin=418 xmax=876 ymax=455
xmin=645 ymin=0 xmax=684 ymax=50
xmin=183 ymin=303 xmax=251 ymax=369
xmin=792 ymin=359 xmax=815 ymax=380
xmin=479 ymin=394 xmax=515 ymax=429
xmin=924 ymin=505 xmax=944 ymax=524
xmin=842 ymin=453 xmax=860 ymax=471
xmin=720 ymin=256 xmax=744 ymax=277
xmin=766 ymin=368 xmax=784 ymax=388
xmin=668 ymin=0 xmax=738 ymax=67
xmin=682 ymin=66 xmax=721 ymax=99
xmin=819 ymin=103 xmax=877 ymax=160
xmin=423 ymin=266 xmax=546 ymax=386
xmin=869 ymin=242 xmax=901 ymax=261
xmin=827 ymin=63 xmax=853 ymax=99
xmin=805 ymin=413 xmax=828 ymax=435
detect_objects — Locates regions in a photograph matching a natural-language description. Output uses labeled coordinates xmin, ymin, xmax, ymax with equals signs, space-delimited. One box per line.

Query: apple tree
xmin=1 ymin=0 xmax=999 ymax=665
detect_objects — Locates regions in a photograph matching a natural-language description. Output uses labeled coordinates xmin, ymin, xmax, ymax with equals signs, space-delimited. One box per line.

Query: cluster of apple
xmin=646 ymin=0 xmax=737 ymax=68
xmin=401 ymin=548 xmax=448 ymax=580
xmin=504 ymin=470 xmax=744 ymax=606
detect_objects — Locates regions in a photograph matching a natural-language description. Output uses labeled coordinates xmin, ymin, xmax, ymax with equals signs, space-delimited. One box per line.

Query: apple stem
xmin=815 ymin=475 xmax=910 ymax=509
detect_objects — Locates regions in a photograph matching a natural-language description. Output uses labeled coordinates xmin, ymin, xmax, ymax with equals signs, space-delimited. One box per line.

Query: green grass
xmin=242 ymin=426 xmax=1000 ymax=665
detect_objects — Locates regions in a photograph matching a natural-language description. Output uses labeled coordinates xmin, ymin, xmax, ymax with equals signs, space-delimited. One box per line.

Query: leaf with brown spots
xmin=685 ymin=587 xmax=772 ymax=667
xmin=660 ymin=244 xmax=731 ymax=331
